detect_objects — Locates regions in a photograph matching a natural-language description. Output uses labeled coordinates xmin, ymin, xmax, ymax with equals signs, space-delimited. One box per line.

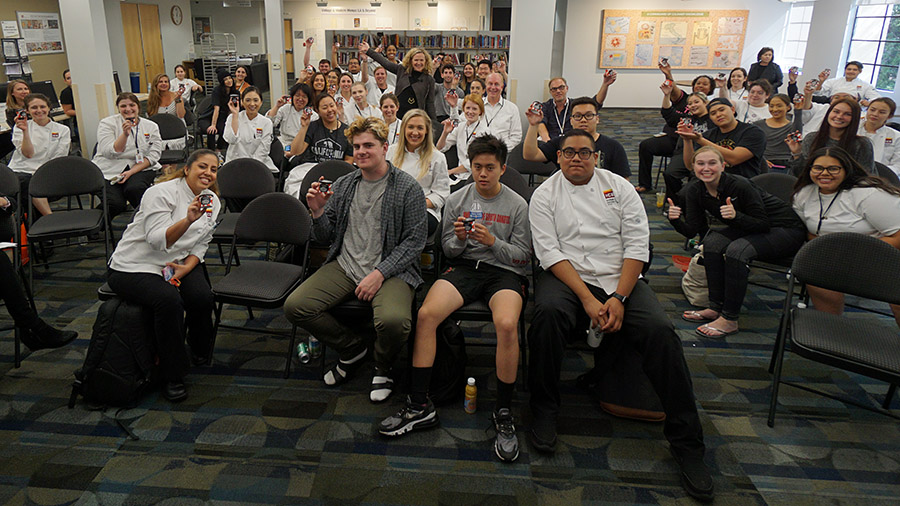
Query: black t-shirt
xmin=299 ymin=120 xmax=352 ymax=164
xmin=702 ymin=121 xmax=767 ymax=178
xmin=59 ymin=86 xmax=74 ymax=108
xmin=539 ymin=133 xmax=631 ymax=179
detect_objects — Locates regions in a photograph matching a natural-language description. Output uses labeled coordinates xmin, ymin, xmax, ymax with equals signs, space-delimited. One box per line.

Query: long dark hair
xmin=793 ymin=147 xmax=900 ymax=197
xmin=728 ymin=67 xmax=748 ymax=90
xmin=809 ymin=98 xmax=864 ymax=154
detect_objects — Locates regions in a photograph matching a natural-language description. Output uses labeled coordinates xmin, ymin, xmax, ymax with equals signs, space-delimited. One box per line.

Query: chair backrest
xmin=506 ymin=142 xmax=556 ymax=177
xmin=269 ymin=137 xmax=285 ymax=168
xmin=0 ymin=164 xmax=19 ymax=199
xmin=465 ymin=165 xmax=532 ymax=202
xmin=751 ymin=173 xmax=797 ymax=204
xmin=875 ymin=161 xmax=900 ymax=187
xmin=298 ymin=160 xmax=357 ymax=203
xmin=148 ymin=113 xmax=187 ymax=141
xmin=195 ymin=96 xmax=213 ymax=120
xmin=29 ymin=157 xmax=106 ymax=198
xmin=792 ymin=232 xmax=900 ymax=304
xmin=234 ymin=192 xmax=312 ymax=245
xmin=217 ymin=158 xmax=276 ymax=199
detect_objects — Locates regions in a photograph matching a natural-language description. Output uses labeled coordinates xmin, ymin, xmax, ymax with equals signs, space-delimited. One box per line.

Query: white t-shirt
xmin=10 ymin=119 xmax=71 ymax=174
xmin=801 ymin=103 xmax=829 ymax=136
xmin=170 ymin=77 xmax=200 ymax=104
xmin=734 ymin=101 xmax=771 ymax=124
xmin=387 ymin=143 xmax=450 ymax=221
xmin=270 ymin=103 xmax=319 ymax=148
xmin=92 ymin=115 xmax=163 ymax=179
xmin=222 ymin=111 xmax=278 ymax=172
xmin=792 ymin=184 xmax=900 ymax=237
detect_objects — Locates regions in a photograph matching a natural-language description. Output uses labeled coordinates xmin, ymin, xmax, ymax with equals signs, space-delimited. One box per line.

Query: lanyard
xmin=466 ymin=119 xmax=482 ymax=144
xmin=130 ymin=119 xmax=140 ymax=153
xmin=485 ymin=99 xmax=504 ymax=127
xmin=816 ymin=190 xmax=841 ymax=235
xmin=390 ymin=120 xmax=400 ymax=143
xmin=554 ymin=99 xmax=569 ymax=134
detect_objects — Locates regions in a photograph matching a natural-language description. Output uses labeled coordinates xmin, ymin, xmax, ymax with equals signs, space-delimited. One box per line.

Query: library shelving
xmin=325 ymin=30 xmax=510 ymax=69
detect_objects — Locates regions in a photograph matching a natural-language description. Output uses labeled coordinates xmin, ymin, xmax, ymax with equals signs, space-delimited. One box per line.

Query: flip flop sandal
xmin=324 ymin=358 xmax=364 ymax=386
xmin=682 ymin=310 xmax=716 ymax=323
xmin=694 ymin=324 xmax=739 ymax=338
xmin=370 ymin=374 xmax=395 ymax=403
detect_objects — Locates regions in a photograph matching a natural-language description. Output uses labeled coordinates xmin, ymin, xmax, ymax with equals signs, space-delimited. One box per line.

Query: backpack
xmin=429 ymin=319 xmax=468 ymax=406
xmin=68 ymin=297 xmax=159 ymax=409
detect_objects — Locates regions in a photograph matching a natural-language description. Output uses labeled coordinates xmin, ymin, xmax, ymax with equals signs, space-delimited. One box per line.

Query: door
xmin=120 ymin=3 xmax=166 ymax=93
xmin=284 ymin=19 xmax=295 ymax=77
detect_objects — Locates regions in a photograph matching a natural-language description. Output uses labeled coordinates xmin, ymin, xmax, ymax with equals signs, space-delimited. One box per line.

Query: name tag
xmin=135 ymin=153 xmax=145 ymax=164
xmin=255 ymin=128 xmax=263 ymax=138
xmin=886 ymin=137 xmax=893 ymax=146
xmin=603 ymin=189 xmax=618 ymax=204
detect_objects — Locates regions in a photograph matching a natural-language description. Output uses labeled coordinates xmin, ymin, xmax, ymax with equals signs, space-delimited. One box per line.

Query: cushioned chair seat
xmin=213 ymin=213 xmax=239 ymax=240
xmin=28 ymin=209 xmax=104 ymax=238
xmin=792 ymin=309 xmax=900 ymax=375
xmin=159 ymin=149 xmax=186 ymax=165
xmin=213 ymin=260 xmax=305 ymax=306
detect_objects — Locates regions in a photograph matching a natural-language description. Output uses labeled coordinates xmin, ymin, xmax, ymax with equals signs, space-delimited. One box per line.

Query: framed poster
xmin=16 ymin=11 xmax=64 ymax=54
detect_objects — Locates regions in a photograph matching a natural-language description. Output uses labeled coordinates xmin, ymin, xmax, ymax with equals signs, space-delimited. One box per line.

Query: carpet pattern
xmin=1 ymin=108 xmax=899 ymax=505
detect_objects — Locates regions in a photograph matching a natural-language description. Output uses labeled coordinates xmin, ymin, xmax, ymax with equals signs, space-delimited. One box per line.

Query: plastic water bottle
xmin=308 ymin=336 xmax=321 ymax=359
xmin=469 ymin=201 xmax=483 ymax=223
xmin=464 ymin=377 xmax=477 ymax=414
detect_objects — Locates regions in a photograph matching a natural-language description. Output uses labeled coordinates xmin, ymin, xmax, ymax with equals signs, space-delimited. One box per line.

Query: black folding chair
xmin=212 ymin=158 xmax=276 ymax=264
xmin=149 ymin=113 xmax=189 ymax=165
xmin=506 ymin=142 xmax=555 ymax=187
xmin=297 ymin=160 xmax=357 ymax=208
xmin=875 ymin=161 xmax=900 ymax=187
xmin=0 ymin=164 xmax=34 ymax=367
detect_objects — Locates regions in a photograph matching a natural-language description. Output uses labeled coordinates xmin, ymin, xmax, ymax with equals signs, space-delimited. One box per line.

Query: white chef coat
xmin=222 ymin=111 xmax=278 ymax=173
xmin=9 ymin=119 xmax=71 ymax=174
xmin=92 ymin=115 xmax=163 ymax=179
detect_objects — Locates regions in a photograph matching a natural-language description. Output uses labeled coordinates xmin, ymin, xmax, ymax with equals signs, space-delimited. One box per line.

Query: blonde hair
xmin=401 ymin=48 xmax=433 ymax=75
xmin=155 ymin=149 xmax=220 ymax=195
xmin=6 ymin=79 xmax=29 ymax=110
xmin=147 ymin=73 xmax=170 ymax=116
xmin=392 ymin=109 xmax=436 ymax=181
xmin=345 ymin=116 xmax=389 ymax=145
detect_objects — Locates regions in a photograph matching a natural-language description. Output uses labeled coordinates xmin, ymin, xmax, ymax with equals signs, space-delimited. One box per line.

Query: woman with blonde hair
xmin=5 ymin=79 xmax=30 ymax=127
xmin=388 ymin=109 xmax=450 ymax=235
xmin=361 ymin=41 xmax=436 ymax=121
xmin=147 ymin=73 xmax=186 ymax=120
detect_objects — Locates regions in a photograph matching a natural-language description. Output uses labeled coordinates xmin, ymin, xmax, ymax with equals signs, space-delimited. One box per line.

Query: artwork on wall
xmin=16 ymin=11 xmax=64 ymax=54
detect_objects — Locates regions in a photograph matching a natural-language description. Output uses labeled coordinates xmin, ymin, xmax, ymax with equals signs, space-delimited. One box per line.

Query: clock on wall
xmin=171 ymin=5 xmax=183 ymax=26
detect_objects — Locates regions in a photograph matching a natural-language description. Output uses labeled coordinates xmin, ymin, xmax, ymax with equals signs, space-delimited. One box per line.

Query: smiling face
xmin=463 ymin=100 xmax=481 ymax=123
xmin=463 ymin=64 xmax=475 ymax=78
xmin=558 ymin=134 xmax=598 ymax=185
xmin=292 ymin=90 xmax=309 ymax=110
xmin=235 ymin=66 xmax=247 ymax=82
xmin=117 ymin=98 xmax=139 ymax=119
xmin=442 ymin=67 xmax=454 ymax=84
xmin=827 ymin=102 xmax=854 ymax=131
xmin=845 ymin=64 xmax=861 ymax=81
xmin=174 ymin=66 xmax=186 ymax=80
xmin=374 ymin=67 xmax=387 ymax=85
xmin=687 ymin=95 xmax=707 ymax=116
xmin=312 ymin=74 xmax=326 ymax=92
xmin=411 ymin=53 xmax=426 ymax=73
xmin=485 ymin=73 xmax=503 ymax=100
xmin=866 ymin=100 xmax=893 ymax=128
xmin=26 ymin=97 xmax=50 ymax=121
xmin=223 ymin=75 xmax=234 ymax=88
xmin=768 ymin=96 xmax=790 ymax=120
xmin=549 ymin=78 xmax=568 ymax=103
xmin=381 ymin=99 xmax=398 ymax=122
xmin=339 ymin=75 xmax=353 ymax=94
xmin=693 ymin=77 xmax=713 ymax=94
xmin=326 ymin=71 xmax=339 ymax=88
xmin=156 ymin=75 xmax=170 ymax=93
xmin=692 ymin=150 xmax=725 ymax=184
xmin=351 ymin=131 xmax=388 ymax=172
xmin=184 ymin=153 xmax=219 ymax=194
xmin=12 ymin=82 xmax=29 ymax=103
xmin=350 ymin=83 xmax=367 ymax=104
xmin=242 ymin=90 xmax=261 ymax=116
xmin=469 ymin=81 xmax=484 ymax=96
xmin=404 ymin=116 xmax=427 ymax=151
xmin=730 ymin=69 xmax=745 ymax=90
xmin=747 ymin=85 xmax=767 ymax=107
xmin=476 ymin=62 xmax=491 ymax=79
xmin=317 ymin=95 xmax=338 ymax=123
xmin=348 ymin=58 xmax=360 ymax=74
xmin=809 ymin=155 xmax=845 ymax=194
xmin=386 ymin=45 xmax=397 ymax=60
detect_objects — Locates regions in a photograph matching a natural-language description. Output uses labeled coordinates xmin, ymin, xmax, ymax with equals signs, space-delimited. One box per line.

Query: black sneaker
xmin=530 ymin=414 xmax=558 ymax=453
xmin=20 ymin=319 xmax=78 ymax=351
xmin=491 ymin=408 xmax=519 ymax=462
xmin=670 ymin=447 xmax=714 ymax=502
xmin=378 ymin=396 xmax=439 ymax=437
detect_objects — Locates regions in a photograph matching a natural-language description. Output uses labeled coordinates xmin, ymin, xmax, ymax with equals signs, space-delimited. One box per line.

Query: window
xmin=781 ymin=2 xmax=815 ymax=71
xmin=848 ymin=3 xmax=900 ymax=92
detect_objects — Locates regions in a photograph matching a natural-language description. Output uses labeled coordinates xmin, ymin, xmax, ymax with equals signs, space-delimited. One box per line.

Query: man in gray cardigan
xmin=284 ymin=116 xmax=427 ymax=403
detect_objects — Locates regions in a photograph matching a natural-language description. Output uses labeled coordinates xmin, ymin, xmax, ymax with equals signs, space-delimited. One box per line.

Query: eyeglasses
xmin=549 ymin=85 xmax=567 ymax=92
xmin=810 ymin=165 xmax=844 ymax=175
xmin=571 ymin=113 xmax=597 ymax=121
xmin=561 ymin=148 xmax=595 ymax=160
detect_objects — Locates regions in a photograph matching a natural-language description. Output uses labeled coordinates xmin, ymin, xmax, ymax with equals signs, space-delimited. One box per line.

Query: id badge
xmin=135 ymin=152 xmax=145 ymax=164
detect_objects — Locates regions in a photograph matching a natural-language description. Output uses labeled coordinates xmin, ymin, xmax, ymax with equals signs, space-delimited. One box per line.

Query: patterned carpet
xmin=2 ymin=108 xmax=899 ymax=505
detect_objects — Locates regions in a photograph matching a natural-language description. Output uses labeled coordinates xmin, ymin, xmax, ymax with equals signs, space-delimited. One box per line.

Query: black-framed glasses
xmin=549 ymin=85 xmax=567 ymax=92
xmin=561 ymin=148 xmax=595 ymax=160
xmin=810 ymin=165 xmax=844 ymax=176
xmin=571 ymin=113 xmax=597 ymax=121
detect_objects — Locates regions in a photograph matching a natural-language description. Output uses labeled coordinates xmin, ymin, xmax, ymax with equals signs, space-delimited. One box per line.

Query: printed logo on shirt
xmin=716 ymin=139 xmax=737 ymax=150
xmin=143 ymin=133 xmax=151 ymax=139
xmin=603 ymin=189 xmax=618 ymax=204
xmin=462 ymin=211 xmax=510 ymax=225
xmin=50 ymin=131 xmax=59 ymax=139
xmin=886 ymin=137 xmax=893 ymax=146
xmin=256 ymin=128 xmax=263 ymax=138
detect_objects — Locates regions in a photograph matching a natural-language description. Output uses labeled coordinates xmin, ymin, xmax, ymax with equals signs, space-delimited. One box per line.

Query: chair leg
xmin=217 ymin=243 xmax=226 ymax=264
xmin=14 ymin=327 xmax=21 ymax=368
xmin=767 ymin=320 xmax=789 ymax=428
xmin=247 ymin=307 xmax=254 ymax=320
xmin=884 ymin=384 xmax=897 ymax=410
xmin=285 ymin=325 xmax=298 ymax=378
xmin=209 ymin=302 xmax=224 ymax=366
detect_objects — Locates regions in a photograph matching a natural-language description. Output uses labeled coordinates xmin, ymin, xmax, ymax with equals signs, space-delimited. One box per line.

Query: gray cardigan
xmin=366 ymin=49 xmax=436 ymax=121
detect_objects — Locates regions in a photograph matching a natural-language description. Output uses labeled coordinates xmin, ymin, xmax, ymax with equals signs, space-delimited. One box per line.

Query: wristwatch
xmin=610 ymin=292 xmax=627 ymax=304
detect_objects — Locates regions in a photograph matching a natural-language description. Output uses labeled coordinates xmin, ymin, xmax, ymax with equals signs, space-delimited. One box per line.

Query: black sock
xmin=497 ymin=378 xmax=515 ymax=410
xmin=410 ymin=367 xmax=432 ymax=405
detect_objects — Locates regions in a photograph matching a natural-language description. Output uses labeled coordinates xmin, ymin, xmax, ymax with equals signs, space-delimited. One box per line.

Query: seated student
xmin=9 ymin=93 xmax=71 ymax=218
xmin=468 ymin=78 xmax=486 ymax=99
xmin=657 ymin=91 xmax=715 ymax=197
xmin=147 ymin=73 xmax=186 ymax=120
xmin=432 ymin=64 xmax=465 ymax=126
xmin=378 ymin=135 xmax=530 ymax=461
xmin=92 ymin=92 xmax=163 ymax=217
xmin=716 ymin=67 xmax=749 ymax=103
xmin=284 ymin=116 xmax=427 ymax=401
xmin=282 ymin=94 xmax=354 ymax=196
xmin=380 ymin=93 xmax=402 ymax=146
xmin=524 ymin=96 xmax=630 ymax=179
xmin=222 ymin=86 xmax=277 ymax=173
xmin=436 ymin=93 xmax=491 ymax=186
xmin=387 ymin=109 xmax=450 ymax=236
xmin=107 ymin=149 xmax=220 ymax=403
xmin=859 ymin=97 xmax=900 ymax=177
xmin=482 ymin=73 xmax=522 ymax=149
xmin=747 ymin=47 xmax=784 ymax=93
xmin=200 ymin=69 xmax=237 ymax=156
xmin=476 ymin=59 xmax=492 ymax=81
xmin=335 ymin=73 xmax=354 ymax=111
xmin=753 ymin=94 xmax=795 ymax=173
xmin=362 ymin=58 xmax=395 ymax=108
xmin=5 ymin=79 xmax=30 ymax=127
xmin=666 ymin=147 xmax=806 ymax=337
xmin=813 ymin=61 xmax=880 ymax=107
xmin=59 ymin=69 xmax=77 ymax=122
xmin=309 ymin=72 xmax=328 ymax=98
xmin=527 ymin=129 xmax=714 ymax=502
xmin=325 ymin=69 xmax=341 ymax=96
xmin=267 ymin=82 xmax=319 ymax=162
xmin=733 ymin=79 xmax=773 ymax=124
xmin=170 ymin=64 xmax=202 ymax=106
xmin=676 ymin=97 xmax=767 ymax=201
xmin=345 ymin=82 xmax=383 ymax=124
xmin=787 ymin=97 xmax=874 ymax=175
xmin=792 ymin=147 xmax=900 ymax=328
xmin=538 ymin=74 xmax=617 ymax=141
xmin=459 ymin=62 xmax=477 ymax=95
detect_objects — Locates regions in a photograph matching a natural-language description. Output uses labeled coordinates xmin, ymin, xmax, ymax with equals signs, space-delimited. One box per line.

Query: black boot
xmin=20 ymin=319 xmax=78 ymax=351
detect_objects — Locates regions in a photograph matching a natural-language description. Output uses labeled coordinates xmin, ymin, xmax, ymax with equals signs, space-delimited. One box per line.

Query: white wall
xmin=190 ymin=0 xmax=266 ymax=55
xmin=560 ymin=0 xmax=792 ymax=108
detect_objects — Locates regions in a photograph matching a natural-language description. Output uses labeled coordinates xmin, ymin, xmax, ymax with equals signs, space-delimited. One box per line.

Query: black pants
xmin=637 ymin=135 xmax=677 ymax=189
xmin=105 ymin=170 xmax=156 ymax=218
xmin=0 ymin=252 xmax=38 ymax=328
xmin=528 ymin=270 xmax=705 ymax=455
xmin=107 ymin=266 xmax=214 ymax=382
xmin=703 ymin=226 xmax=806 ymax=320
xmin=198 ymin=118 xmax=228 ymax=151
xmin=426 ymin=213 xmax=438 ymax=237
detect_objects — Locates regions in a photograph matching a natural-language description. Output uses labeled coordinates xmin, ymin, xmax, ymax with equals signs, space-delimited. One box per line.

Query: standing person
xmin=380 ymin=44 xmax=400 ymax=87
xmin=536 ymin=73 xmax=623 ymax=141
xmin=436 ymin=93 xmax=491 ymax=186
xmin=106 ymin=149 xmax=221 ymax=402
xmin=284 ymin=116 xmax=427 ymax=402
xmin=787 ymin=97 xmax=875 ymax=174
xmin=201 ymin=69 xmax=237 ymax=155
xmin=92 ymin=92 xmax=163 ymax=217
xmin=792 ymin=147 xmax=900 ymax=328
xmin=170 ymin=64 xmax=202 ymax=106
xmin=432 ymin=64 xmax=465 ymax=126
xmin=858 ymin=97 xmax=900 ymax=176
xmin=527 ymin=129 xmax=713 ymax=502
xmin=666 ymin=147 xmax=806 ymax=337
xmin=362 ymin=58 xmax=395 ymax=108
xmin=747 ymin=47 xmax=784 ymax=92
xmin=482 ymin=73 xmax=522 ymax=149
xmin=333 ymin=47 xmax=362 ymax=82
xmin=361 ymin=40 xmax=436 ymax=122
xmin=814 ymin=61 xmax=880 ymax=106
xmin=267 ymin=82 xmax=319 ymax=160
xmin=716 ymin=67 xmax=749 ymax=103
xmin=387 ymin=109 xmax=450 ymax=236
xmin=655 ymin=91 xmax=715 ymax=195
xmin=733 ymin=80 xmax=773 ymax=124
xmin=378 ymin=135 xmax=530 ymax=463
xmin=345 ymin=82 xmax=382 ymax=124
xmin=9 ymin=93 xmax=71 ymax=218
xmin=754 ymin=94 xmax=795 ymax=173
xmin=282 ymin=94 xmax=354 ymax=195
xmin=222 ymin=86 xmax=277 ymax=173
xmin=233 ymin=65 xmax=252 ymax=94
xmin=380 ymin=93 xmax=402 ymax=146
xmin=147 ymin=73 xmax=186 ymax=120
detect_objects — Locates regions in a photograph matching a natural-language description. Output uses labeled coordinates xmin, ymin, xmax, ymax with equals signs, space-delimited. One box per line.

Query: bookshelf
xmin=325 ymin=30 xmax=510 ymax=69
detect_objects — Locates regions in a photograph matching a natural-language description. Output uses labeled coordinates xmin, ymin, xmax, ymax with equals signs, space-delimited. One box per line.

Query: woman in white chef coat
xmin=222 ymin=86 xmax=277 ymax=173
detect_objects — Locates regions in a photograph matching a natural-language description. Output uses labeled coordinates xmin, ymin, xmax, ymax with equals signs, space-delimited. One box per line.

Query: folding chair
xmin=149 ymin=113 xmax=189 ymax=166
xmin=211 ymin=158 xmax=276 ymax=264
xmin=506 ymin=142 xmax=556 ymax=187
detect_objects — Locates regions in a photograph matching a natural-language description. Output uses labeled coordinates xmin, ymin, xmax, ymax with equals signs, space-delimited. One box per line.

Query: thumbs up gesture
xmin=665 ymin=198 xmax=681 ymax=220
xmin=720 ymin=197 xmax=736 ymax=219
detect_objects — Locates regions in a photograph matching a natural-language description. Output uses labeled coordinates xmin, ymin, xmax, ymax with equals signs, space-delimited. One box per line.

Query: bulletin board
xmin=599 ymin=10 xmax=749 ymax=70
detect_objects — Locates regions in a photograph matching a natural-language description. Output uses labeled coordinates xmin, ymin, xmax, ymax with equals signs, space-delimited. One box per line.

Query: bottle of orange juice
xmin=464 ymin=377 xmax=477 ymax=414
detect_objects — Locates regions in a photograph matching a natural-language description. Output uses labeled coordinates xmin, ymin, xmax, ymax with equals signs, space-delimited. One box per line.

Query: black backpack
xmin=68 ymin=297 xmax=158 ymax=409
xmin=429 ymin=319 xmax=468 ymax=406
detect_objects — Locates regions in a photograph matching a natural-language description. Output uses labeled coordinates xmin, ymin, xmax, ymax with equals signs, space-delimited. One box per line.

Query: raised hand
xmin=720 ymin=197 xmax=736 ymax=220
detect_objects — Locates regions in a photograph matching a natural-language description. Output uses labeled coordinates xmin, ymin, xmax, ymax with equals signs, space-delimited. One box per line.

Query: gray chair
xmin=506 ymin=142 xmax=555 ymax=187
xmin=297 ymin=160 xmax=356 ymax=207
xmin=768 ymin=233 xmax=900 ymax=426
xmin=148 ymin=113 xmax=189 ymax=165
xmin=0 ymin=163 xmax=34 ymax=368
xmin=26 ymin=157 xmax=111 ymax=290
xmin=210 ymin=193 xmax=312 ymax=378
xmin=212 ymin=158 xmax=276 ymax=264
xmin=751 ymin=172 xmax=797 ymax=204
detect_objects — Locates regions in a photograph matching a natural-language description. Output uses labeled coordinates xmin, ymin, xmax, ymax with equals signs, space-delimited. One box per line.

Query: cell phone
xmin=660 ymin=57 xmax=669 ymax=66
xmin=229 ymin=93 xmax=240 ymax=106
xmin=318 ymin=179 xmax=333 ymax=193
xmin=109 ymin=174 xmax=122 ymax=185
xmin=808 ymin=79 xmax=819 ymax=87
xmin=717 ymin=72 xmax=726 ymax=80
